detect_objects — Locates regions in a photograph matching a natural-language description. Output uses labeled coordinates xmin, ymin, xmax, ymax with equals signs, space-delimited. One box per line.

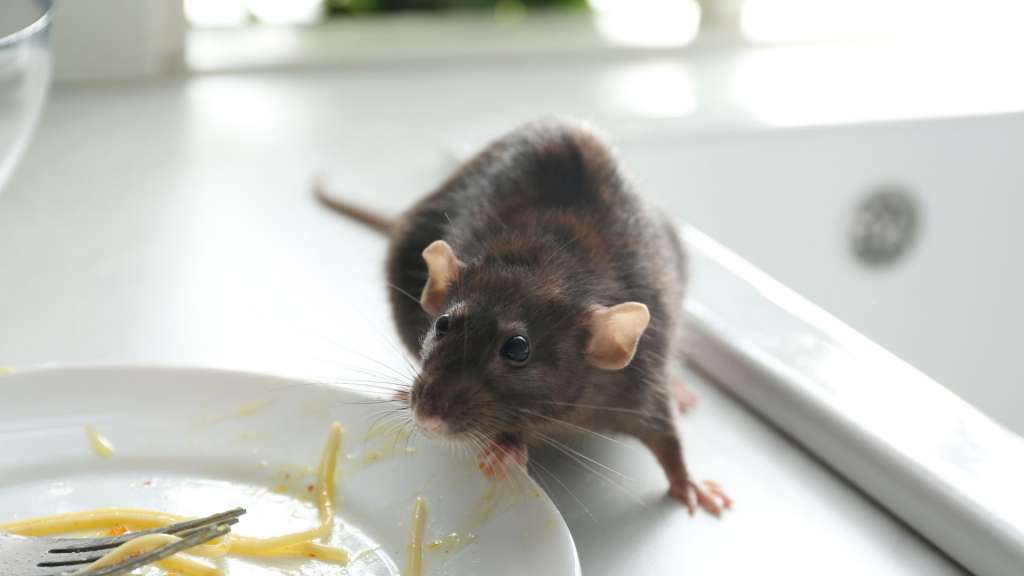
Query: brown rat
xmin=317 ymin=119 xmax=730 ymax=515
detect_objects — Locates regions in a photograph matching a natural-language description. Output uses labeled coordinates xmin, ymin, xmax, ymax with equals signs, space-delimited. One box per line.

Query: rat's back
xmin=387 ymin=119 xmax=685 ymax=354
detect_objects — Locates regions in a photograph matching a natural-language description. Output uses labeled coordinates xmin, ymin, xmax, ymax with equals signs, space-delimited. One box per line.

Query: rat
xmin=317 ymin=118 xmax=730 ymax=516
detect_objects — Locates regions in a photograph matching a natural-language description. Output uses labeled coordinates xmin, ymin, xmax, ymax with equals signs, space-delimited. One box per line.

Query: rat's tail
xmin=314 ymin=178 xmax=395 ymax=235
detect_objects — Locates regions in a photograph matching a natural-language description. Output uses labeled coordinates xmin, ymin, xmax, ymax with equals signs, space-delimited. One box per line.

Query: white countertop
xmin=0 ymin=61 xmax=967 ymax=574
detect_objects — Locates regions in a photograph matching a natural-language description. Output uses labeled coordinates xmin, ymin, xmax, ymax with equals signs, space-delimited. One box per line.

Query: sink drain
xmin=850 ymin=187 xmax=920 ymax=267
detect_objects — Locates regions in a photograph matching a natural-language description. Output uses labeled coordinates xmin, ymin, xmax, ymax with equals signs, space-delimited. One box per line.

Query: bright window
xmin=742 ymin=0 xmax=1024 ymax=44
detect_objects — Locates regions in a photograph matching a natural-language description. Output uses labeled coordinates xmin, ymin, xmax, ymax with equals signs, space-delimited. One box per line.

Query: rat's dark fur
xmin=320 ymin=119 xmax=723 ymax=511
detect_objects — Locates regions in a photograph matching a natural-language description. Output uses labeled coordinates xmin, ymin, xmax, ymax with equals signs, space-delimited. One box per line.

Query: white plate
xmin=0 ymin=365 xmax=580 ymax=576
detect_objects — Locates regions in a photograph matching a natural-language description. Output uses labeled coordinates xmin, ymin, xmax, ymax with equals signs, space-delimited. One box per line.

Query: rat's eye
xmin=434 ymin=314 xmax=450 ymax=338
xmin=500 ymin=335 xmax=530 ymax=364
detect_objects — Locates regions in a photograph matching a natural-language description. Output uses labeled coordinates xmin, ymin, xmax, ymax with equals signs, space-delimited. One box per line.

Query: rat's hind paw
xmin=670 ymin=479 xmax=732 ymax=517
xmin=478 ymin=442 xmax=528 ymax=480
xmin=672 ymin=375 xmax=699 ymax=413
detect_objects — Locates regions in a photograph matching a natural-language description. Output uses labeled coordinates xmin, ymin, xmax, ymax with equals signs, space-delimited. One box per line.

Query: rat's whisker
xmin=461 ymin=424 xmax=532 ymax=500
xmin=338 ymin=398 xmax=403 ymax=406
xmin=372 ymin=421 xmax=405 ymax=444
xmin=508 ymin=454 xmax=533 ymax=498
xmin=366 ymin=408 xmax=408 ymax=436
xmin=309 ymin=356 xmax=412 ymax=387
xmin=513 ymin=407 xmax=638 ymax=451
xmin=313 ymin=338 xmax=414 ymax=385
xmin=533 ymin=431 xmax=631 ymax=482
xmin=260 ymin=312 xmax=412 ymax=382
xmin=305 ymin=368 xmax=410 ymax=393
xmin=531 ymin=432 xmax=645 ymax=507
xmin=357 ymin=301 xmax=422 ymax=381
xmin=533 ymin=400 xmax=653 ymax=416
xmin=536 ymin=440 xmax=640 ymax=507
xmin=391 ymin=346 xmax=420 ymax=382
xmin=365 ymin=406 xmax=404 ymax=425
xmin=534 ymin=401 xmax=678 ymax=430
xmin=312 ymin=369 xmax=409 ymax=386
xmin=313 ymin=364 xmax=410 ymax=382
xmin=328 ymin=380 xmax=409 ymax=395
xmin=528 ymin=456 xmax=595 ymax=522
xmin=315 ymin=379 xmax=409 ymax=398
xmin=526 ymin=463 xmax=556 ymax=511
xmin=317 ymin=375 xmax=409 ymax=389
xmin=386 ymin=281 xmax=422 ymax=307
xmin=396 ymin=416 xmax=419 ymax=455
xmin=462 ymin=437 xmax=478 ymax=464
xmin=344 ymin=294 xmax=423 ymax=381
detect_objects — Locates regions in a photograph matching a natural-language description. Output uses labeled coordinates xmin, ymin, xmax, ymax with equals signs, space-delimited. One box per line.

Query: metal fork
xmin=0 ymin=507 xmax=246 ymax=576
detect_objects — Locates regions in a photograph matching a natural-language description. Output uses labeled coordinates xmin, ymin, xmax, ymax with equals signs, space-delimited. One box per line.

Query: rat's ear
xmin=420 ymin=240 xmax=462 ymax=315
xmin=585 ymin=302 xmax=651 ymax=370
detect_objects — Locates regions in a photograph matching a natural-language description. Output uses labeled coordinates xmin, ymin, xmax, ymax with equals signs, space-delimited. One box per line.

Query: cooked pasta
xmin=0 ymin=422 xmax=349 ymax=574
xmin=403 ymin=496 xmax=427 ymax=576
xmin=84 ymin=424 xmax=114 ymax=458
xmin=316 ymin=422 xmax=342 ymax=536
xmin=75 ymin=534 xmax=221 ymax=576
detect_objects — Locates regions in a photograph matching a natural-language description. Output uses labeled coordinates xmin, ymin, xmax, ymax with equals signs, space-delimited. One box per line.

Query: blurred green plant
xmin=327 ymin=0 xmax=588 ymax=15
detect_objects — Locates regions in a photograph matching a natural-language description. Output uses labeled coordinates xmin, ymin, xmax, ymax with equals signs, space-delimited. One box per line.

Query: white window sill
xmin=184 ymin=12 xmax=1024 ymax=134
xmin=186 ymin=12 xmax=707 ymax=74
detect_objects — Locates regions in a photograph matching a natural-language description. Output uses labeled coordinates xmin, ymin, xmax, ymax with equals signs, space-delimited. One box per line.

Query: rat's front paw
xmin=670 ymin=479 xmax=732 ymax=517
xmin=478 ymin=442 xmax=528 ymax=480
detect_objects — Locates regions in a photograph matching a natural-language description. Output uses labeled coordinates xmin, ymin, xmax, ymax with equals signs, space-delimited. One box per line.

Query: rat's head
xmin=408 ymin=240 xmax=651 ymax=441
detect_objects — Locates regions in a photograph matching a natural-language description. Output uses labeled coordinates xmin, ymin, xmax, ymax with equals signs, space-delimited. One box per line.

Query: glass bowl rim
xmin=0 ymin=0 xmax=54 ymax=49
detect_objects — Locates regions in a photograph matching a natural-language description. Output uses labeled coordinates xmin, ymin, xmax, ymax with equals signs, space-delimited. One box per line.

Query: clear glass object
xmin=0 ymin=0 xmax=53 ymax=194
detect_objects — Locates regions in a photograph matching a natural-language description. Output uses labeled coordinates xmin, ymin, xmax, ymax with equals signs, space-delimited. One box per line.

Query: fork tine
xmin=155 ymin=508 xmax=245 ymax=538
xmin=45 ymin=522 xmax=234 ymax=576
xmin=166 ymin=517 xmax=240 ymax=541
xmin=48 ymin=508 xmax=246 ymax=553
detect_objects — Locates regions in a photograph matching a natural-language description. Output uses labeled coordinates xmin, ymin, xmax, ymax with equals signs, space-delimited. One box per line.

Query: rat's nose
xmin=416 ymin=415 xmax=448 ymax=436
